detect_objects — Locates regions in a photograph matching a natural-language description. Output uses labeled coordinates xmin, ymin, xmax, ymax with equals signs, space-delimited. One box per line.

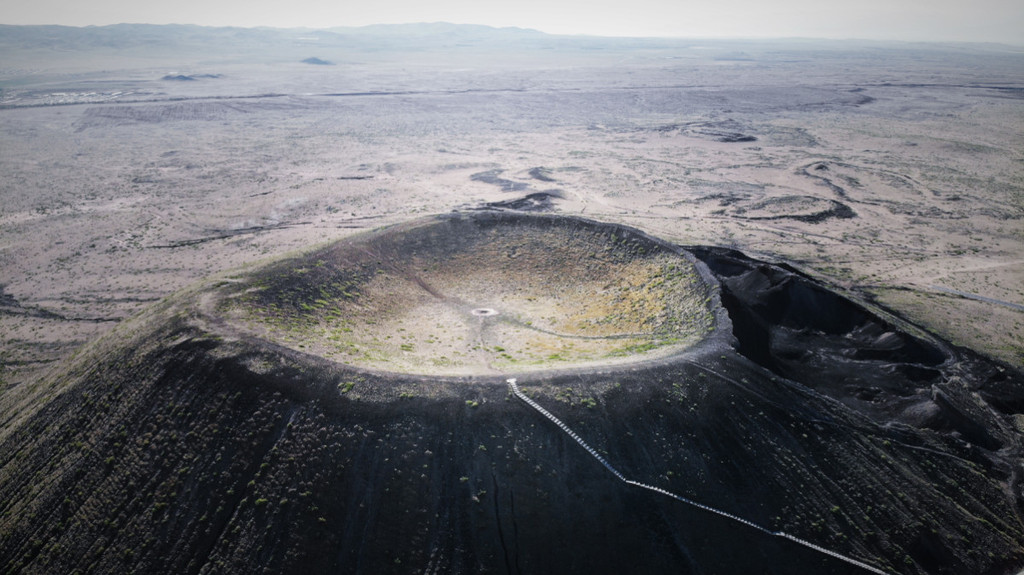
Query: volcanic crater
xmin=216 ymin=213 xmax=717 ymax=376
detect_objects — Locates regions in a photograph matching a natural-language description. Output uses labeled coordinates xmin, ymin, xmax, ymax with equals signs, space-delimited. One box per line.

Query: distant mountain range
xmin=0 ymin=22 xmax=1018 ymax=68
xmin=0 ymin=22 xmax=561 ymax=53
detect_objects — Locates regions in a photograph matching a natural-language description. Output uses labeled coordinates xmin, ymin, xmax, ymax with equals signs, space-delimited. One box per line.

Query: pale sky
xmin=2 ymin=0 xmax=1023 ymax=45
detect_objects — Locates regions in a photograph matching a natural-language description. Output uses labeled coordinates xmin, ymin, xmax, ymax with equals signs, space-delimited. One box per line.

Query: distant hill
xmin=0 ymin=23 xmax=282 ymax=51
xmin=329 ymin=21 xmax=546 ymax=39
xmin=161 ymin=73 xmax=224 ymax=81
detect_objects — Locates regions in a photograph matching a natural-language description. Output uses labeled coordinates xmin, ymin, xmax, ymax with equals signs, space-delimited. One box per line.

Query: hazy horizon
xmin=1 ymin=0 xmax=1022 ymax=45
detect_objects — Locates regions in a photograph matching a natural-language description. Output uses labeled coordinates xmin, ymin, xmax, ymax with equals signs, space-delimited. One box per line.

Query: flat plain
xmin=1 ymin=25 xmax=1022 ymax=397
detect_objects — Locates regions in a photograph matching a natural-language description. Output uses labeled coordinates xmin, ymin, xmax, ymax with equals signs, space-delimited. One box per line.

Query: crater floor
xmin=218 ymin=213 xmax=715 ymax=375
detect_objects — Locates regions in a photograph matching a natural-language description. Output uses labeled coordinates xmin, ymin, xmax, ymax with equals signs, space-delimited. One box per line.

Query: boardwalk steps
xmin=506 ymin=378 xmax=888 ymax=575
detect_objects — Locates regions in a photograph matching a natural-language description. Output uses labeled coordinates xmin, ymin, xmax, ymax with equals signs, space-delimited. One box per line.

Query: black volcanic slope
xmin=1 ymin=213 xmax=1022 ymax=575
